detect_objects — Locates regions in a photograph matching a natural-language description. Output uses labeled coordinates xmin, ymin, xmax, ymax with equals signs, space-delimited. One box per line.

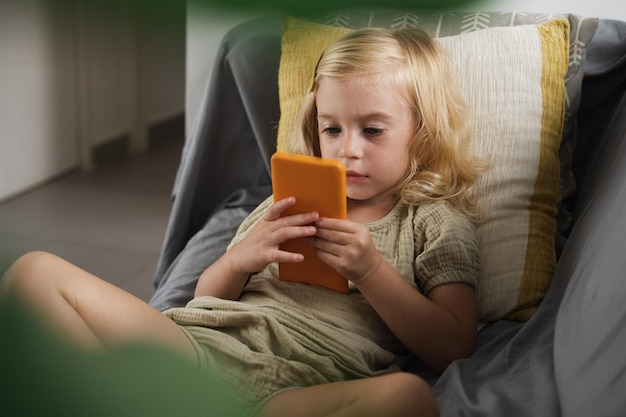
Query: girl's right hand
xmin=227 ymin=197 xmax=320 ymax=275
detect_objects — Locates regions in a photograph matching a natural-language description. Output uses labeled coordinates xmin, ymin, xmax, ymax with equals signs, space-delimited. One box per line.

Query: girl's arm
xmin=353 ymin=260 xmax=476 ymax=374
xmin=310 ymin=217 xmax=476 ymax=374
xmin=194 ymin=197 xmax=320 ymax=300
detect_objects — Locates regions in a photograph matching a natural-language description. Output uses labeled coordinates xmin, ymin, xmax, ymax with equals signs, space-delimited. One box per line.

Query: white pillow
xmin=278 ymin=17 xmax=569 ymax=321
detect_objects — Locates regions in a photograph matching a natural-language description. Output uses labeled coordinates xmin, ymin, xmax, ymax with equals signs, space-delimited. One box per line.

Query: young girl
xmin=1 ymin=27 xmax=483 ymax=417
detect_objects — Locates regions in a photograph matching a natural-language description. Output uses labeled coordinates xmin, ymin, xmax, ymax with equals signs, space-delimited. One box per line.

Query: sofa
xmin=147 ymin=11 xmax=626 ymax=417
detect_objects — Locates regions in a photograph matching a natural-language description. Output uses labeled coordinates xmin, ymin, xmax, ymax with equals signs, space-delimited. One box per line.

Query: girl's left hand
xmin=307 ymin=217 xmax=383 ymax=285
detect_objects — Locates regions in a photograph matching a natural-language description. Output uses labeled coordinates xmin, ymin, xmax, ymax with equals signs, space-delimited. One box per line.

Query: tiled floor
xmin=0 ymin=137 xmax=184 ymax=302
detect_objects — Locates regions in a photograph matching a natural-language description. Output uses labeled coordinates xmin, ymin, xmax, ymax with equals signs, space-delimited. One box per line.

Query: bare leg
xmin=257 ymin=372 xmax=439 ymax=417
xmin=0 ymin=251 xmax=195 ymax=358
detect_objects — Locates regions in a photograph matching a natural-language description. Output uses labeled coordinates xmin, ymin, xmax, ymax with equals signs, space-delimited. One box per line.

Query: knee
xmin=376 ymin=372 xmax=439 ymax=417
xmin=1 ymin=251 xmax=59 ymax=296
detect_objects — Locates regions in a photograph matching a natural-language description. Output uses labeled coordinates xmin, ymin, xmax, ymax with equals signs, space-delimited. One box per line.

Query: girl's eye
xmin=364 ymin=127 xmax=383 ymax=136
xmin=322 ymin=127 xmax=341 ymax=136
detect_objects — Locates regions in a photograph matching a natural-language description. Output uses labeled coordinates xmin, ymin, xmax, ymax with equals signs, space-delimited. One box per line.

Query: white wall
xmin=0 ymin=0 xmax=77 ymax=201
xmin=0 ymin=0 xmax=185 ymax=202
xmin=84 ymin=1 xmax=185 ymax=148
xmin=185 ymin=0 xmax=625 ymax=136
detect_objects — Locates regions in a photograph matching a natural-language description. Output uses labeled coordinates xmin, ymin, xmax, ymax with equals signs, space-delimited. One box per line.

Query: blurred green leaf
xmin=110 ymin=0 xmax=480 ymax=16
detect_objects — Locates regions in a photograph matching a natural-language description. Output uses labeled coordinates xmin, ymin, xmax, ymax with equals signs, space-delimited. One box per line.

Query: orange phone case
xmin=270 ymin=152 xmax=349 ymax=294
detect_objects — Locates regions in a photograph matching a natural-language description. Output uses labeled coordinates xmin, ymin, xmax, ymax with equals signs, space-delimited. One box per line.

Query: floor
xmin=0 ymin=136 xmax=184 ymax=302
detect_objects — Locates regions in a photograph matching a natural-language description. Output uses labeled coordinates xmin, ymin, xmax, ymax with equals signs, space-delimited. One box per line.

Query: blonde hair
xmin=288 ymin=27 xmax=485 ymax=220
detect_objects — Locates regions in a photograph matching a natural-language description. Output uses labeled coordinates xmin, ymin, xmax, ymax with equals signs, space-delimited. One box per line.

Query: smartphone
xmin=270 ymin=152 xmax=348 ymax=294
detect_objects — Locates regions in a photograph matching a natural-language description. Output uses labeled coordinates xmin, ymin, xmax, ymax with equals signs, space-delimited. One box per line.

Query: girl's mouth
xmin=346 ymin=171 xmax=367 ymax=184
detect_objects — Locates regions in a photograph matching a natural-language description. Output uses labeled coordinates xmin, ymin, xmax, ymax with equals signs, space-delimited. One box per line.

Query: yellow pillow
xmin=278 ymin=17 xmax=568 ymax=321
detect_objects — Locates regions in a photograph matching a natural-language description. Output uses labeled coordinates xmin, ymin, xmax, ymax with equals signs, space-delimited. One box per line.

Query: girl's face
xmin=316 ymin=76 xmax=414 ymax=217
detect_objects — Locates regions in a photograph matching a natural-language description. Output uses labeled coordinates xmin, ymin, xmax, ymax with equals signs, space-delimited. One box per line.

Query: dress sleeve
xmin=227 ymin=195 xmax=274 ymax=249
xmin=413 ymin=202 xmax=480 ymax=294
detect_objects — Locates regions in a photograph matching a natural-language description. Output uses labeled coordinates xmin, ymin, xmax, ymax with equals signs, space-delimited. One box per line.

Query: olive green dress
xmin=165 ymin=197 xmax=479 ymax=415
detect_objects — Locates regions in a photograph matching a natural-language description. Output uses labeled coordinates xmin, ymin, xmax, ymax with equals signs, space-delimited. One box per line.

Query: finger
xmin=306 ymin=236 xmax=342 ymax=256
xmin=315 ymin=217 xmax=357 ymax=233
xmin=274 ymin=225 xmax=317 ymax=242
xmin=277 ymin=211 xmax=319 ymax=228
xmin=265 ymin=196 xmax=296 ymax=221
xmin=266 ymin=198 xmax=321 ymax=227
xmin=272 ymin=249 xmax=305 ymax=264
xmin=312 ymin=227 xmax=352 ymax=246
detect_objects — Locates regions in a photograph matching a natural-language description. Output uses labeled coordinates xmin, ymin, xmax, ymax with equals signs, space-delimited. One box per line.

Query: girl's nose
xmin=339 ymin=132 xmax=363 ymax=159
